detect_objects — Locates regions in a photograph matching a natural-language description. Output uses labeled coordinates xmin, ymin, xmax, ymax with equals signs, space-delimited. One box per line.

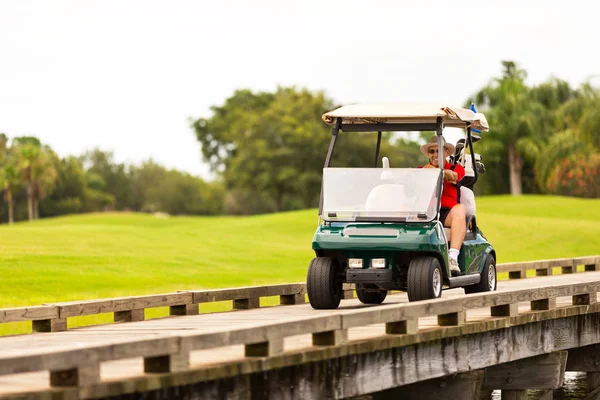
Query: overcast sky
xmin=1 ymin=1 xmax=598 ymax=179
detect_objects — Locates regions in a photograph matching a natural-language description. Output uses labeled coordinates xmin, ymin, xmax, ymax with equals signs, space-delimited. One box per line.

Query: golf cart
xmin=306 ymin=103 xmax=497 ymax=309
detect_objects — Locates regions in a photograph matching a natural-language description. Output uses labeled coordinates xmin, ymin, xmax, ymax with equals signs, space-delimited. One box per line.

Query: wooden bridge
xmin=1 ymin=256 xmax=600 ymax=400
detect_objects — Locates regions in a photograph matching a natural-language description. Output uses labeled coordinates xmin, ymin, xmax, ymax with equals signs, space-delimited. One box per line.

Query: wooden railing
xmin=496 ymin=255 xmax=600 ymax=278
xmin=0 ymin=256 xmax=598 ymax=334
xmin=1 ymin=275 xmax=600 ymax=389
xmin=0 ymin=283 xmax=306 ymax=333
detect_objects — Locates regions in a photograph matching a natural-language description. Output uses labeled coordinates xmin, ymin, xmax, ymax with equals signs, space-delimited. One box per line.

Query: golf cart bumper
xmin=346 ymin=268 xmax=392 ymax=283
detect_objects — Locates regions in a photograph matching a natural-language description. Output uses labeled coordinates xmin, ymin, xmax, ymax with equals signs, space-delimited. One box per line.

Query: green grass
xmin=0 ymin=195 xmax=598 ymax=334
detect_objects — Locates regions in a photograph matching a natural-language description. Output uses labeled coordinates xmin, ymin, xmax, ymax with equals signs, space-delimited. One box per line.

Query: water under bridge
xmin=1 ymin=256 xmax=600 ymax=400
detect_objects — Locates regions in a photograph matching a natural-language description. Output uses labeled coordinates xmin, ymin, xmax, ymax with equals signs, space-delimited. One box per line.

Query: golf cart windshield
xmin=321 ymin=168 xmax=442 ymax=223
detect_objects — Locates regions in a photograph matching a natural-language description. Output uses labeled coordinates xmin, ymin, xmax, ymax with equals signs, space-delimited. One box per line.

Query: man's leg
xmin=444 ymin=204 xmax=467 ymax=250
xmin=444 ymin=204 xmax=466 ymax=275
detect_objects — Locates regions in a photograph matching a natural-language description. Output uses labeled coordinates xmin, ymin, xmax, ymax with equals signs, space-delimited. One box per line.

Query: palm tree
xmin=31 ymin=148 xmax=58 ymax=219
xmin=0 ymin=163 xmax=20 ymax=224
xmin=17 ymin=143 xmax=41 ymax=221
xmin=473 ymin=61 xmax=544 ymax=195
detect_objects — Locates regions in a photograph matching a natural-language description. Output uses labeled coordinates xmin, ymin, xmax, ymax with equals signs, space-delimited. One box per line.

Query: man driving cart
xmin=419 ymin=136 xmax=466 ymax=276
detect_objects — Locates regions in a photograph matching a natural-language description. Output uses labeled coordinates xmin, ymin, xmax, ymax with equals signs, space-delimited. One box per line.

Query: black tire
xmin=464 ymin=254 xmax=497 ymax=294
xmin=407 ymin=256 xmax=443 ymax=302
xmin=307 ymin=257 xmax=343 ymax=309
xmin=356 ymin=284 xmax=388 ymax=305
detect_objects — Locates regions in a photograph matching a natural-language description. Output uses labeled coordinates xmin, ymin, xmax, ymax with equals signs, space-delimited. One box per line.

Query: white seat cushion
xmin=460 ymin=186 xmax=476 ymax=218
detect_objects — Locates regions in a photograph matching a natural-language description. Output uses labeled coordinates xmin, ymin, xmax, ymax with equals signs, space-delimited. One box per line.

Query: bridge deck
xmin=1 ymin=272 xmax=600 ymax=397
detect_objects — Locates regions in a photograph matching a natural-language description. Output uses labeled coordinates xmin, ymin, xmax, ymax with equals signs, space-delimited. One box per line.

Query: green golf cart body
xmin=307 ymin=103 xmax=497 ymax=309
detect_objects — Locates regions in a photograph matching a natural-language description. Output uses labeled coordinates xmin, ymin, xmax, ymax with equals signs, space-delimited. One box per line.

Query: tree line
xmin=1 ymin=61 xmax=598 ymax=223
xmin=0 ymin=139 xmax=225 ymax=224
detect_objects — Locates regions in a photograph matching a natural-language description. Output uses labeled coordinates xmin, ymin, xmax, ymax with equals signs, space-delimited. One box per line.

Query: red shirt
xmin=420 ymin=161 xmax=465 ymax=209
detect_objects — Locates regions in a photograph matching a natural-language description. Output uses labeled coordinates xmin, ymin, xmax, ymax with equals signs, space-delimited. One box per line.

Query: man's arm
xmin=444 ymin=164 xmax=465 ymax=184
xmin=443 ymin=169 xmax=458 ymax=183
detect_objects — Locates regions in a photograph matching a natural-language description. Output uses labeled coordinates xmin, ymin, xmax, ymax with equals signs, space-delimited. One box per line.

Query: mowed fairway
xmin=0 ymin=195 xmax=599 ymax=334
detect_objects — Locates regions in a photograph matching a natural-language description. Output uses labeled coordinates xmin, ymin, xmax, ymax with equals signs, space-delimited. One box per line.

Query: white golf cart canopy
xmin=322 ymin=102 xmax=489 ymax=131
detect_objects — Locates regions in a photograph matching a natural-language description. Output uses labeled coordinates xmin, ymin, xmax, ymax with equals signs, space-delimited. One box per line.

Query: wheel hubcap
xmin=488 ymin=264 xmax=496 ymax=290
xmin=432 ymin=268 xmax=442 ymax=297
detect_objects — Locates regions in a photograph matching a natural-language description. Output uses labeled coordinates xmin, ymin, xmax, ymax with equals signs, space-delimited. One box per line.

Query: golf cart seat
xmin=366 ymin=158 xmax=416 ymax=211
xmin=442 ymin=187 xmax=477 ymax=241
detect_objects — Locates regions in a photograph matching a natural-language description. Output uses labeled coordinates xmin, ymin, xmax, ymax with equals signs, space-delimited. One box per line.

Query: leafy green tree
xmin=81 ymin=149 xmax=133 ymax=210
xmin=39 ymin=156 xmax=99 ymax=216
xmin=83 ymin=171 xmax=116 ymax=212
xmin=536 ymin=82 xmax=600 ymax=196
xmin=193 ymin=87 xmax=420 ymax=213
xmin=129 ymin=160 xmax=224 ymax=215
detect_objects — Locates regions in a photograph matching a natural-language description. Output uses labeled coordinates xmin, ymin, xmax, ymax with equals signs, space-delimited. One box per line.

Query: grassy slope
xmin=0 ymin=195 xmax=598 ymax=333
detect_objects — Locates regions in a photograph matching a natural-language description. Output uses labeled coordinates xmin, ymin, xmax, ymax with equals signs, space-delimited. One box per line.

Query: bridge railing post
xmin=530 ymin=297 xmax=556 ymax=311
xmin=573 ymin=292 xmax=597 ymax=306
xmin=313 ymin=329 xmax=348 ymax=346
xmin=437 ymin=311 xmax=465 ymax=326
xmin=490 ymin=303 xmax=519 ymax=317
xmin=280 ymin=293 xmax=305 ymax=305
xmin=386 ymin=318 xmax=418 ymax=335
xmin=50 ymin=364 xmax=100 ymax=387
xmin=245 ymin=339 xmax=285 ymax=357
xmin=144 ymin=352 xmax=190 ymax=373
xmin=32 ymin=317 xmax=67 ymax=333
xmin=169 ymin=304 xmax=199 ymax=316
xmin=114 ymin=309 xmax=144 ymax=323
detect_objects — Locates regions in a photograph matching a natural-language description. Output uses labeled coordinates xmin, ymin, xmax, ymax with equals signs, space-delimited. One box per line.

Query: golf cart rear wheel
xmin=407 ymin=256 xmax=443 ymax=302
xmin=307 ymin=257 xmax=343 ymax=309
xmin=464 ymin=254 xmax=497 ymax=294
xmin=356 ymin=284 xmax=387 ymax=304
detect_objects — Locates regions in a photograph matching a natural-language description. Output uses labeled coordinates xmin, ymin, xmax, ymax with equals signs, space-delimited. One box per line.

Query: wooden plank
xmin=574 ymin=256 xmax=600 ymax=266
xmin=263 ymin=283 xmax=305 ymax=297
xmin=483 ymin=351 xmax=568 ymax=390
xmin=0 ymin=306 xmax=58 ymax=323
xmin=0 ymin=336 xmax=180 ymax=376
xmin=192 ymin=286 xmax=269 ymax=303
xmin=180 ymin=314 xmax=343 ymax=352
xmin=56 ymin=292 xmax=193 ymax=318
xmin=497 ymin=258 xmax=575 ymax=275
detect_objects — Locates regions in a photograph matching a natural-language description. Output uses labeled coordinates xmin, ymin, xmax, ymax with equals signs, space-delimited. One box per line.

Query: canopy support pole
xmin=324 ymin=118 xmax=341 ymax=168
xmin=374 ymin=131 xmax=382 ymax=167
